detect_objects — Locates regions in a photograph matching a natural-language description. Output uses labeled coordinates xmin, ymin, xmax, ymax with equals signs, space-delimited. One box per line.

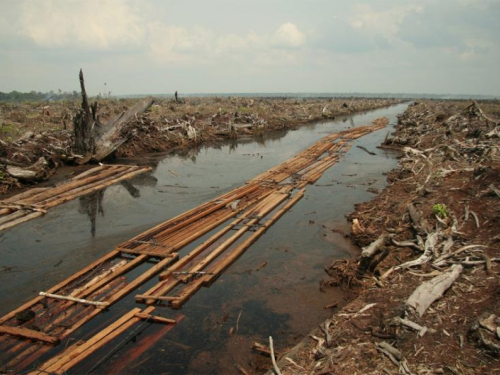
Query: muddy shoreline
xmin=274 ymin=100 xmax=500 ymax=374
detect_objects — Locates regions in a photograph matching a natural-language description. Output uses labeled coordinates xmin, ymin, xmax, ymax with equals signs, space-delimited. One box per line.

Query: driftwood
xmin=406 ymin=264 xmax=463 ymax=317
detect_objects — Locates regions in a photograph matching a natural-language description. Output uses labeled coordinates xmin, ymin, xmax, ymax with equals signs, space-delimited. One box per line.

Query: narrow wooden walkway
xmin=0 ymin=164 xmax=152 ymax=231
xmin=0 ymin=118 xmax=388 ymax=374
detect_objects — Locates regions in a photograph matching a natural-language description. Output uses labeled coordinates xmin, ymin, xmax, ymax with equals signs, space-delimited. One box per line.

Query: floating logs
xmin=0 ymin=164 xmax=152 ymax=231
xmin=0 ymin=118 xmax=389 ymax=373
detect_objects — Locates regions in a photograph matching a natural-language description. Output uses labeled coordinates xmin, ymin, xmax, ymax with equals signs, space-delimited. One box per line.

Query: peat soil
xmin=0 ymin=97 xmax=400 ymax=195
xmin=275 ymin=100 xmax=500 ymax=374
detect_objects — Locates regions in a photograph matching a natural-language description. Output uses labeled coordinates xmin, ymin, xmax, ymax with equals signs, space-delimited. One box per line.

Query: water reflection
xmin=77 ymin=175 xmax=158 ymax=236
xmin=78 ymin=190 xmax=104 ymax=237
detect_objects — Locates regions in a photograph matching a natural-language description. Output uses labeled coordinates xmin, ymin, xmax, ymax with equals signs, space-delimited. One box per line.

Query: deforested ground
xmin=276 ymin=100 xmax=500 ymax=374
xmin=0 ymin=96 xmax=400 ymax=195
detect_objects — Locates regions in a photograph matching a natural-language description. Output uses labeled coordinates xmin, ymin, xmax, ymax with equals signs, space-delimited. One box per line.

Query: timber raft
xmin=0 ymin=164 xmax=152 ymax=232
xmin=0 ymin=118 xmax=388 ymax=373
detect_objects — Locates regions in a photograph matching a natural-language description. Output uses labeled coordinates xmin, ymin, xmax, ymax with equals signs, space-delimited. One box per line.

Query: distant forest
xmin=0 ymin=90 xmax=80 ymax=102
xmin=1 ymin=90 xmax=496 ymax=102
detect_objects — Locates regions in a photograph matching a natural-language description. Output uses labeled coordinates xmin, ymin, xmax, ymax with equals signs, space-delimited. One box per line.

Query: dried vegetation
xmin=0 ymin=97 xmax=399 ymax=195
xmin=275 ymin=100 xmax=500 ymax=374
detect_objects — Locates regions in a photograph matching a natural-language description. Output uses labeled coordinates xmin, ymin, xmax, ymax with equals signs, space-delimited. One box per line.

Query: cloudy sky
xmin=1 ymin=0 xmax=499 ymax=96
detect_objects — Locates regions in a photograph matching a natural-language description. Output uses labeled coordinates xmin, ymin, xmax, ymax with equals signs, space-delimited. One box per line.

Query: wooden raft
xmin=0 ymin=164 xmax=152 ymax=231
xmin=0 ymin=118 xmax=388 ymax=373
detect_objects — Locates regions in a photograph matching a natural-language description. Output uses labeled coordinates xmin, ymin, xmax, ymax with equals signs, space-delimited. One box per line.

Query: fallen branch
xmin=396 ymin=232 xmax=438 ymax=270
xmin=406 ymin=264 xmax=463 ymax=318
xmin=269 ymin=336 xmax=282 ymax=375
xmin=361 ymin=234 xmax=388 ymax=258
xmin=490 ymin=184 xmax=500 ymax=199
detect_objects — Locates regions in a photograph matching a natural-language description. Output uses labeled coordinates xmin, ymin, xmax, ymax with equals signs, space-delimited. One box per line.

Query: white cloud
xmin=18 ymin=0 xmax=144 ymax=49
xmin=349 ymin=4 xmax=424 ymax=39
xmin=273 ymin=22 xmax=306 ymax=48
xmin=147 ymin=21 xmax=306 ymax=66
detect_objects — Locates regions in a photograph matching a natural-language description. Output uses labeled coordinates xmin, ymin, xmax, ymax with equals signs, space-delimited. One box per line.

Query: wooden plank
xmin=17 ymin=166 xmax=129 ymax=205
xmin=180 ymin=190 xmax=290 ymax=282
xmin=41 ymin=167 xmax=151 ymax=209
xmin=0 ymin=250 xmax=120 ymax=325
xmin=42 ymin=308 xmax=143 ymax=373
xmin=28 ymin=340 xmax=85 ymax=375
xmin=103 ymin=255 xmax=178 ymax=306
xmin=74 ymin=254 xmax=148 ymax=299
xmin=134 ymin=313 xmax=176 ymax=324
xmin=121 ymin=183 xmax=259 ymax=248
xmin=0 ymin=326 xmax=60 ymax=345
xmin=39 ymin=292 xmax=109 ymax=307
xmin=0 ymin=211 xmax=44 ymax=232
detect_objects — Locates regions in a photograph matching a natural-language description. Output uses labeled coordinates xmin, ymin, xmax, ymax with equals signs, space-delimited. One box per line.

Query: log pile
xmin=0 ymin=118 xmax=389 ymax=373
xmin=0 ymin=164 xmax=152 ymax=231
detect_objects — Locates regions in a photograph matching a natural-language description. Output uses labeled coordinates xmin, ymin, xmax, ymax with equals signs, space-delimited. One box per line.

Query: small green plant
xmin=432 ymin=203 xmax=448 ymax=218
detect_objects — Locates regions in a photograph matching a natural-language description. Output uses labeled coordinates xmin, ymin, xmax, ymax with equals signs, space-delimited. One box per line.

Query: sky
xmin=0 ymin=0 xmax=499 ymax=96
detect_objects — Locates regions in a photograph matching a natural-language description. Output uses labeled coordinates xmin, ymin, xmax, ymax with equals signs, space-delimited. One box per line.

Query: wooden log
xmin=122 ymin=183 xmax=259 ymax=249
xmin=155 ymin=201 xmax=270 ymax=281
xmin=17 ymin=166 xmax=129 ymax=205
xmin=105 ymin=315 xmax=183 ymax=374
xmin=69 ymin=165 xmax=107 ymax=180
xmin=39 ymin=292 xmax=109 ymax=307
xmin=92 ymin=96 xmax=154 ymax=161
xmin=69 ymin=260 xmax=128 ymax=297
xmin=0 ymin=212 xmax=44 ymax=232
xmin=0 ymin=210 xmax=36 ymax=225
xmin=406 ymin=264 xmax=463 ymax=318
xmin=206 ymin=189 xmax=304 ymax=282
xmin=0 ymin=326 xmax=59 ymax=345
xmin=134 ymin=313 xmax=176 ymax=324
xmin=41 ymin=168 xmax=151 ymax=209
xmin=0 ymin=250 xmax=120 ymax=326
xmin=135 ymin=295 xmax=180 ymax=302
xmin=41 ymin=308 xmax=143 ymax=373
xmin=6 ymin=157 xmax=50 ymax=182
xmin=179 ymin=190 xmax=290 ymax=282
xmin=73 ymin=255 xmax=147 ymax=299
xmin=361 ymin=234 xmax=388 ymax=258
xmin=170 ymin=190 xmax=304 ymax=308
xmin=0 ymin=188 xmax=48 ymax=206
xmin=103 ymin=255 xmax=178 ymax=306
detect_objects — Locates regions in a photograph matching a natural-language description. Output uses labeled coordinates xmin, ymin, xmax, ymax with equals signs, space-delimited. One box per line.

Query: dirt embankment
xmin=0 ymin=97 xmax=400 ymax=195
xmin=277 ymin=100 xmax=500 ymax=374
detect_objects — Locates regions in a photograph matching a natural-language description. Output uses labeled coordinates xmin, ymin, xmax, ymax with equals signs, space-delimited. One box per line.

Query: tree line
xmin=0 ymin=90 xmax=80 ymax=102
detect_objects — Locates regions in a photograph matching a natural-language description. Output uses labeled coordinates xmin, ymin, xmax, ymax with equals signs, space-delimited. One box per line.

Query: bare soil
xmin=275 ymin=100 xmax=500 ymax=374
xmin=0 ymin=97 xmax=400 ymax=195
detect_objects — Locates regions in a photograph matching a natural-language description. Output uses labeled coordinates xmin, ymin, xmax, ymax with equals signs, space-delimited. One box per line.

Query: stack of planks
xmin=0 ymin=164 xmax=152 ymax=231
xmin=0 ymin=118 xmax=389 ymax=373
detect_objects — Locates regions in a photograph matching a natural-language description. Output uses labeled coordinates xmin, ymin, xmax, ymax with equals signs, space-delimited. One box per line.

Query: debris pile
xmin=275 ymin=100 xmax=500 ymax=374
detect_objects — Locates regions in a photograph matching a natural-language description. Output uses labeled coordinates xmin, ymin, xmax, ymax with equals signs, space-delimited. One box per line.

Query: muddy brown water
xmin=0 ymin=103 xmax=409 ymax=374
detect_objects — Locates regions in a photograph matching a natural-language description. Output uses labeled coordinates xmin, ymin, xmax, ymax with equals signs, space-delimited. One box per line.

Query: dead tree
xmin=72 ymin=69 xmax=154 ymax=164
xmin=73 ymin=69 xmax=96 ymax=163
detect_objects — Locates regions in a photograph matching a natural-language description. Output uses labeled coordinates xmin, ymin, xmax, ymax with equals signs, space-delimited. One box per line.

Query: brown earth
xmin=274 ymin=100 xmax=500 ymax=374
xmin=0 ymin=96 xmax=400 ymax=195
